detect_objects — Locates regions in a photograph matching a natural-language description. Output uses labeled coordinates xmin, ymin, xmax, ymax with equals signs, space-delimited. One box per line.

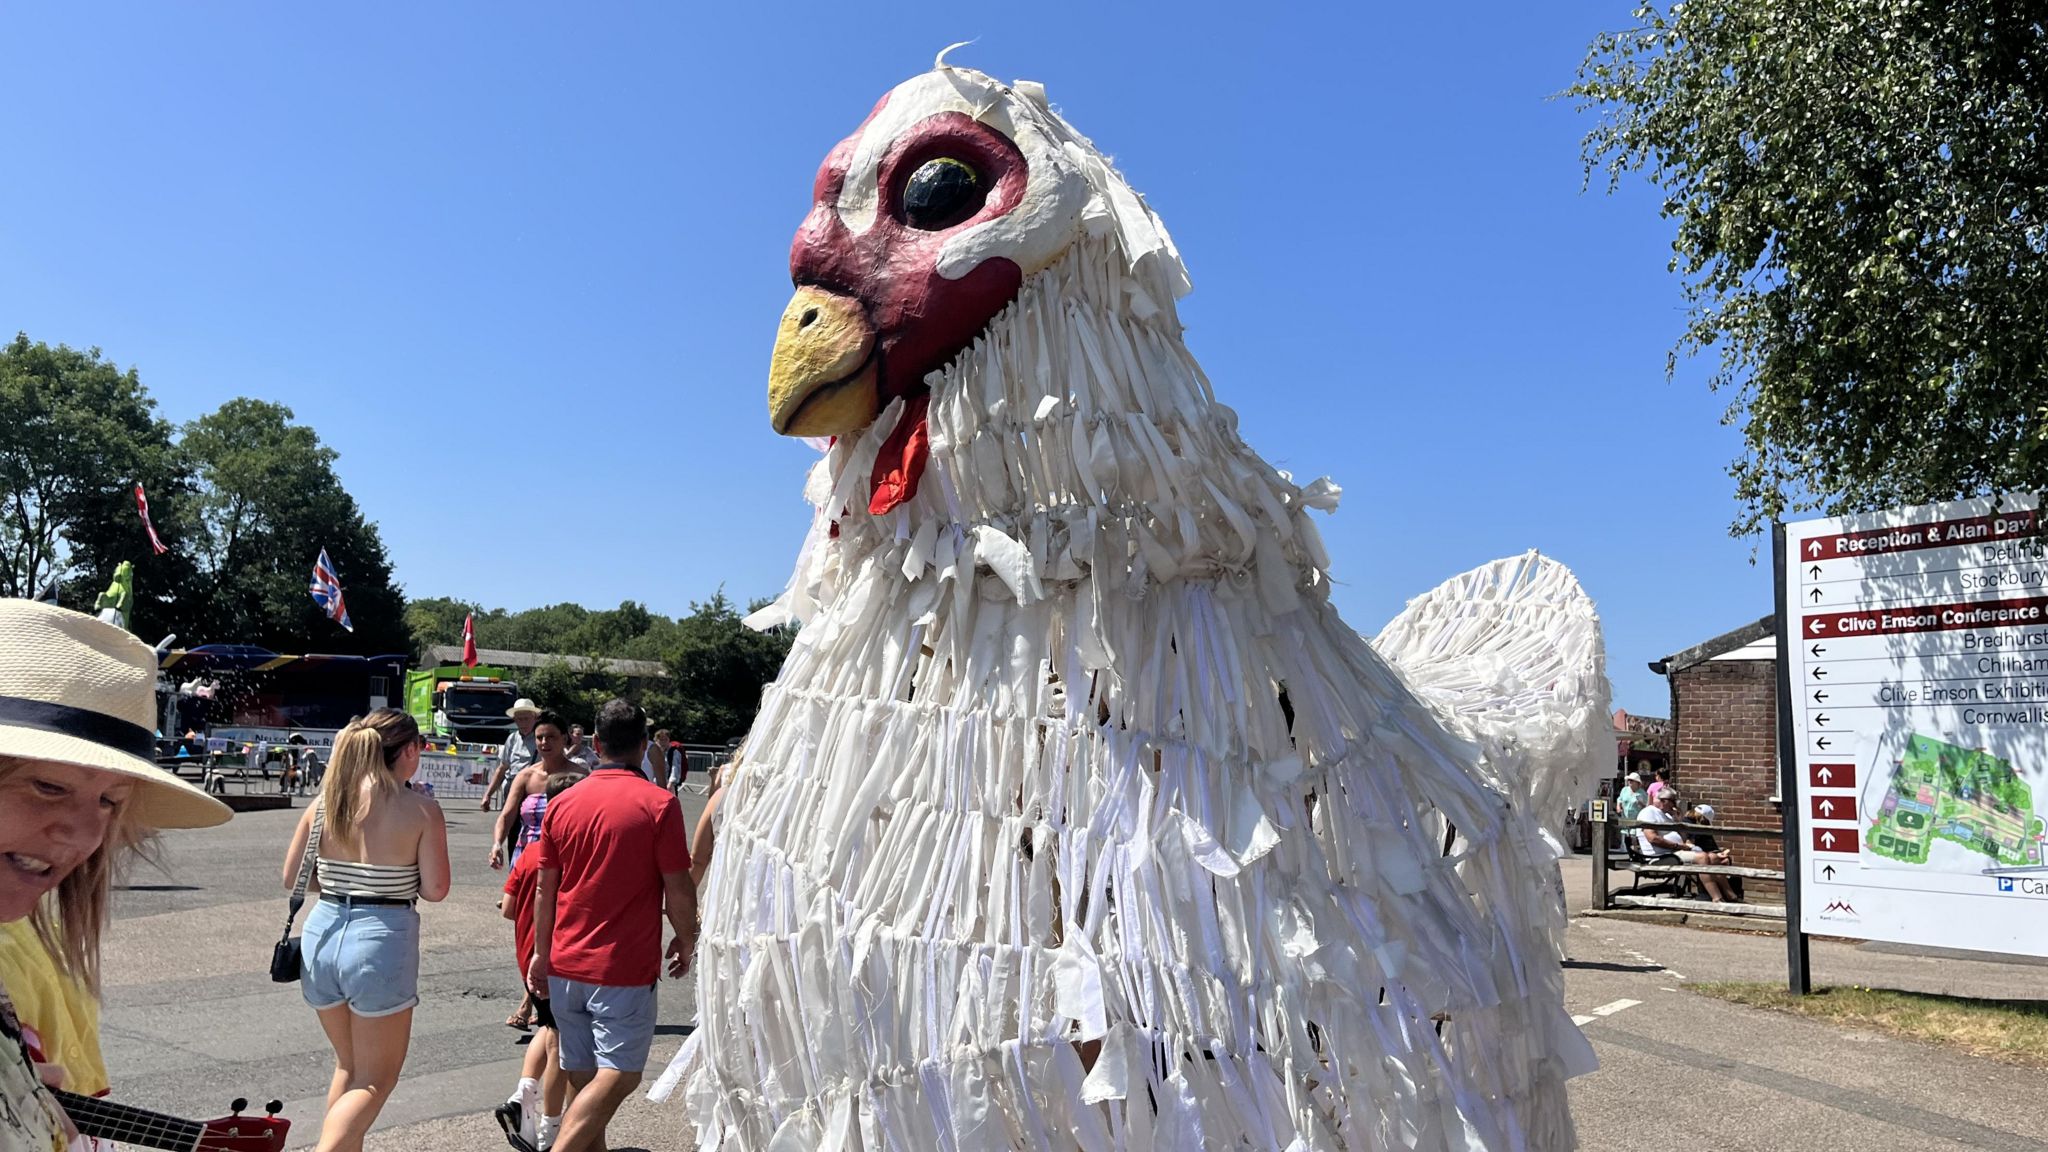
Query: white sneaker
xmin=537 ymin=1114 xmax=561 ymax=1152
xmin=508 ymin=1079 xmax=540 ymax=1148
xmin=492 ymin=1101 xmax=534 ymax=1152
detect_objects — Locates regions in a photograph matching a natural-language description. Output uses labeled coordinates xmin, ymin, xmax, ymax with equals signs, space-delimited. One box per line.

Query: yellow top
xmin=0 ymin=920 xmax=106 ymax=1097
xmin=0 ymin=976 xmax=66 ymax=1152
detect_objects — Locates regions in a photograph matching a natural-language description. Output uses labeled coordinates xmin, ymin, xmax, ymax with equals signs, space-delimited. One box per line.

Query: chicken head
xmin=766 ymin=68 xmax=1094 ymax=510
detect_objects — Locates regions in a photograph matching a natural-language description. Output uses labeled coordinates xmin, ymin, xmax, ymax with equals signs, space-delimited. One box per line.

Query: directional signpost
xmin=1775 ymin=494 xmax=2048 ymax=988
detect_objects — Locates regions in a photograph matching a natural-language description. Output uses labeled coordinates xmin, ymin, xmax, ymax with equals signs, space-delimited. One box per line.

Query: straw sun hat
xmin=506 ymin=698 xmax=541 ymax=718
xmin=0 ymin=599 xmax=230 ymax=829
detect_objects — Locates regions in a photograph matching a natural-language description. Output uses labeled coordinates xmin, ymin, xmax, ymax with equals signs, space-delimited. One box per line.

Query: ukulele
xmin=51 ymin=1091 xmax=290 ymax=1152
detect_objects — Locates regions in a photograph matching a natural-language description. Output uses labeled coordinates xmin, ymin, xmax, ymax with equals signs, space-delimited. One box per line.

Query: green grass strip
xmin=1692 ymin=982 xmax=2048 ymax=1068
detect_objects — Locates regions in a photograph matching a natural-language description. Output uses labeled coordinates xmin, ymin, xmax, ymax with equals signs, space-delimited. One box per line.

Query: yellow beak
xmin=767 ymin=286 xmax=879 ymax=437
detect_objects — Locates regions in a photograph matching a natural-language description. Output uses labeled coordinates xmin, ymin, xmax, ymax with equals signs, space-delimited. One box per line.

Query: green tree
xmin=0 ymin=332 xmax=201 ymax=635
xmin=645 ymin=591 xmax=795 ymax=745
xmin=521 ymin=656 xmax=625 ymax=730
xmin=0 ymin=335 xmax=191 ymax=630
xmin=404 ymin=590 xmax=794 ymax=743
xmin=181 ymin=399 xmax=410 ymax=653
xmin=1573 ymin=2 xmax=2048 ymax=535
xmin=404 ymin=596 xmax=485 ymax=652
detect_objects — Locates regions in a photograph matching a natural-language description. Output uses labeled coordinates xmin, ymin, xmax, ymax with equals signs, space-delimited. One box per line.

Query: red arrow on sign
xmin=1809 ymin=763 xmax=1857 ymax=789
xmin=1813 ymin=828 xmax=1861 ymax=854
xmin=1812 ymin=795 xmax=1859 ymax=823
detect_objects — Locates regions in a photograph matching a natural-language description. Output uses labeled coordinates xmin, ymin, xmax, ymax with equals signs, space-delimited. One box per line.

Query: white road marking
xmin=1572 ymin=998 xmax=1644 ymax=1028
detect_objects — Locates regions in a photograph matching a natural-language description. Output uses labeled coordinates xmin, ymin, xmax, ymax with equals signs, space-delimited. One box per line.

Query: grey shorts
xmin=548 ymin=977 xmax=657 ymax=1072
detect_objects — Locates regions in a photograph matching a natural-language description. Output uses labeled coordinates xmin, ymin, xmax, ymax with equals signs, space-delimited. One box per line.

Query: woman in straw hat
xmin=280 ymin=708 xmax=448 ymax=1152
xmin=0 ymin=600 xmax=232 ymax=1151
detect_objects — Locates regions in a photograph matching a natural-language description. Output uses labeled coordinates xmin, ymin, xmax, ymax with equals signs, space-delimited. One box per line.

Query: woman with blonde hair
xmin=282 ymin=708 xmax=449 ymax=1152
xmin=0 ymin=600 xmax=231 ymax=1151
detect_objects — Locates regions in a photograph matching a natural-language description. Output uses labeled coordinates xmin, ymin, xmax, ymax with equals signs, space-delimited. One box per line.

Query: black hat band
xmin=0 ymin=694 xmax=156 ymax=760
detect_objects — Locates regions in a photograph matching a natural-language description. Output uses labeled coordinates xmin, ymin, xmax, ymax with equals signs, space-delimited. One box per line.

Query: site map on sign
xmin=1866 ymin=733 xmax=2046 ymax=869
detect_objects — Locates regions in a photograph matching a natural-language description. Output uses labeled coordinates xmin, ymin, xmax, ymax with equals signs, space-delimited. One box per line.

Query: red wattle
xmin=868 ymin=392 xmax=932 ymax=516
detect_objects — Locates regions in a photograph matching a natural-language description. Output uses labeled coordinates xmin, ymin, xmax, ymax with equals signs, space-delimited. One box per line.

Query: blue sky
xmin=0 ymin=3 xmax=1774 ymax=714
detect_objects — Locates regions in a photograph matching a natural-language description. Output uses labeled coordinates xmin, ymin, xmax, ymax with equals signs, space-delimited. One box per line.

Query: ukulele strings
xmin=54 ymin=1089 xmax=204 ymax=1149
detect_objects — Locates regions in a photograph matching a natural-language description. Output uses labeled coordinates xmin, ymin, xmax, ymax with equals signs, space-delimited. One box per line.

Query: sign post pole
xmin=1773 ymin=522 xmax=1812 ymax=994
xmin=1590 ymin=801 xmax=1610 ymax=912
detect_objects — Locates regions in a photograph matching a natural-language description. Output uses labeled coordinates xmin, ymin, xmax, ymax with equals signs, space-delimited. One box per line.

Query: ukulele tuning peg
xmin=231 ymin=1097 xmax=249 ymax=1114
xmin=266 ymin=1100 xmax=284 ymax=1115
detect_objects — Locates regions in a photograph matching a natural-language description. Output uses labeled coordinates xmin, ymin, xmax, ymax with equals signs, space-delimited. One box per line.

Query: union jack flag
xmin=310 ymin=548 xmax=353 ymax=632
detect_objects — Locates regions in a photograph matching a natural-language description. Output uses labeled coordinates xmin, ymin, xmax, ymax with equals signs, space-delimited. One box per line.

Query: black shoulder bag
xmin=271 ymin=805 xmax=323 ymax=983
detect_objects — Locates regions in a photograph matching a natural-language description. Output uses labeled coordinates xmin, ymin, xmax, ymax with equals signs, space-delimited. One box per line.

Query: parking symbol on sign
xmin=2000 ymin=877 xmax=2016 ymax=892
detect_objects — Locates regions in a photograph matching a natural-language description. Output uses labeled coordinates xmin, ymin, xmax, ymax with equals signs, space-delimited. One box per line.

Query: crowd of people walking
xmin=0 ymin=600 xmax=717 ymax=1152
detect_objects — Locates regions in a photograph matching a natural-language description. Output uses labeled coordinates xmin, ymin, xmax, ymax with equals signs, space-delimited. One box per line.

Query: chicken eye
xmin=901 ymin=157 xmax=984 ymax=230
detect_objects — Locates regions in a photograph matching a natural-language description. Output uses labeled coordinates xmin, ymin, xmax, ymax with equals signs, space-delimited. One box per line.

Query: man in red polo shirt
xmin=527 ymin=699 xmax=696 ymax=1152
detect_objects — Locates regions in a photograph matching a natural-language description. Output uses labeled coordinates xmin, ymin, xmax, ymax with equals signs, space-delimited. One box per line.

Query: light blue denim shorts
xmin=548 ymin=977 xmax=657 ymax=1072
xmin=301 ymin=899 xmax=421 ymax=1018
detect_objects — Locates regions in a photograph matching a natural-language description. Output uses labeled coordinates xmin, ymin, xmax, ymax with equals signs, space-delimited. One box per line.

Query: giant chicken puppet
xmin=664 ymin=59 xmax=1610 ymax=1151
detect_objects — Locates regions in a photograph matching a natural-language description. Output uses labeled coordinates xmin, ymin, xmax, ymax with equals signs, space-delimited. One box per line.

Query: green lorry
xmin=404 ymin=665 xmax=521 ymax=743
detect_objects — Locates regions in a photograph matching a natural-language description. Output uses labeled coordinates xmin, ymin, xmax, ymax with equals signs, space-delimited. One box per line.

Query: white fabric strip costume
xmin=662 ymin=63 xmax=1606 ymax=1151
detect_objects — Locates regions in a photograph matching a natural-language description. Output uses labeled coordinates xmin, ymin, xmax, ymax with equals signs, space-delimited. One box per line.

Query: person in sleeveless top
xmin=491 ymin=714 xmax=574 ymax=1030
xmin=0 ymin=601 xmax=232 ymax=1152
xmin=282 ymin=709 xmax=450 ymax=1152
xmin=490 ymin=714 xmax=572 ymax=874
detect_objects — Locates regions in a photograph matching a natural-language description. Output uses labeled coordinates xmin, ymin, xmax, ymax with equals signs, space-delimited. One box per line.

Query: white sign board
xmin=414 ymin=752 xmax=494 ymax=800
xmin=211 ymin=726 xmax=339 ymax=751
xmin=1781 ymin=493 xmax=2047 ymax=956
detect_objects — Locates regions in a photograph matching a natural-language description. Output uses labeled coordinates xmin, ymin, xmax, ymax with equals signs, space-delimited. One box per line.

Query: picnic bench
xmin=1592 ymin=813 xmax=1788 ymax=919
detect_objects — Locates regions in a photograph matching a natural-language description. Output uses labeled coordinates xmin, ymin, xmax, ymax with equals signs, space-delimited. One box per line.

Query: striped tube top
xmin=316 ymin=858 xmax=421 ymax=900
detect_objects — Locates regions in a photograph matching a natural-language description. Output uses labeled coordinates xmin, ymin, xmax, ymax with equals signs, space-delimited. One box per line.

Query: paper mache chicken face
xmin=768 ymin=69 xmax=1088 ymax=439
xmin=765 ymin=68 xmax=1124 ymax=516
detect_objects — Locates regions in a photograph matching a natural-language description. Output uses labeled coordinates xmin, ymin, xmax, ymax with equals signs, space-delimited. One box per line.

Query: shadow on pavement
xmin=1561 ymin=959 xmax=1663 ymax=973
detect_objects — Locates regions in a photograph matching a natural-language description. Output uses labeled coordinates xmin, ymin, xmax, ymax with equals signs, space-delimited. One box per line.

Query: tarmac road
xmin=95 ymin=803 xmax=2048 ymax=1151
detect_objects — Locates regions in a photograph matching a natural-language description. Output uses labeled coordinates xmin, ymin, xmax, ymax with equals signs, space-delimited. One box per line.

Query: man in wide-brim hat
xmin=481 ymin=698 xmax=544 ymax=812
xmin=0 ymin=599 xmax=232 ymax=1149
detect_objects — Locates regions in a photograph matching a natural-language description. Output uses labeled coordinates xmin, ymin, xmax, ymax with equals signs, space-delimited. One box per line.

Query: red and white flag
xmin=134 ymin=483 xmax=168 ymax=555
xmin=462 ymin=612 xmax=479 ymax=667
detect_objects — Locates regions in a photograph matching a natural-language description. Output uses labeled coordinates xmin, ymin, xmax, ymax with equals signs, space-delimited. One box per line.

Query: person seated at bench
xmin=1683 ymin=803 xmax=1724 ymax=854
xmin=1684 ymin=803 xmax=1744 ymax=902
xmin=1638 ymin=790 xmax=1735 ymax=902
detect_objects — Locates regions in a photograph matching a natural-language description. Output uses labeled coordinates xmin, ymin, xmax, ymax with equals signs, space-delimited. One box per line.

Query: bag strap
xmin=283 ymin=804 xmax=324 ymax=934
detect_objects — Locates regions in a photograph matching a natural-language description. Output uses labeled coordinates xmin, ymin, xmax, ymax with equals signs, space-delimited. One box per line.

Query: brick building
xmin=1649 ymin=615 xmax=1785 ymax=898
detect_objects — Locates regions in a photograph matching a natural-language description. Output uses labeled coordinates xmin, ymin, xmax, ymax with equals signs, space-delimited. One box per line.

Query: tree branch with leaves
xmin=1573 ymin=1 xmax=2048 ymax=535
